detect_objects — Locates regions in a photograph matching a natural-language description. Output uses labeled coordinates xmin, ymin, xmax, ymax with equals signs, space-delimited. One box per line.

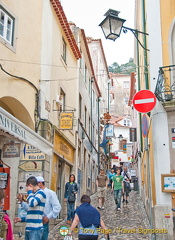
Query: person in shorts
xmin=96 ymin=169 xmax=108 ymax=210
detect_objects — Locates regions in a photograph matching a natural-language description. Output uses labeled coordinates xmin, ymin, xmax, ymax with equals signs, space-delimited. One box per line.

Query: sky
xmin=60 ymin=0 xmax=135 ymax=66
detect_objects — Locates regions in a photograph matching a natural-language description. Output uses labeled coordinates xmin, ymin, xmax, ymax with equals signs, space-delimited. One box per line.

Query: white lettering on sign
xmin=135 ymin=98 xmax=154 ymax=104
xmin=0 ymin=113 xmax=26 ymax=139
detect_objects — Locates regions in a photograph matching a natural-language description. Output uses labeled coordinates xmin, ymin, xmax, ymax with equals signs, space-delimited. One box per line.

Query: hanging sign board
xmin=59 ymin=112 xmax=74 ymax=130
xmin=130 ymin=128 xmax=137 ymax=142
xmin=105 ymin=124 xmax=114 ymax=137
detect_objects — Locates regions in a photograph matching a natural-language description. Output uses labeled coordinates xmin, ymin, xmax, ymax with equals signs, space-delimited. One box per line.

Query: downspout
xmin=141 ymin=1 xmax=154 ymax=239
xmin=91 ymin=78 xmax=94 ymax=152
xmin=136 ymin=34 xmax=143 ymax=151
xmin=97 ymin=97 xmax=100 ymax=174
xmin=141 ymin=0 xmax=149 ymax=90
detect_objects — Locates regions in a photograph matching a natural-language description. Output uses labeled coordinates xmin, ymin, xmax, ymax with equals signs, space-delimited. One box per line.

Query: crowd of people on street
xmin=0 ymin=163 xmax=133 ymax=240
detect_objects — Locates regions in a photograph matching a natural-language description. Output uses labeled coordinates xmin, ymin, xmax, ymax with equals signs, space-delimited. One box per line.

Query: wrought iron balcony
xmin=155 ymin=65 xmax=175 ymax=102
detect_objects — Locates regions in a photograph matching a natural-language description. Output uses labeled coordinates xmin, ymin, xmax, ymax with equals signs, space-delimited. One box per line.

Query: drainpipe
xmin=97 ymin=97 xmax=101 ymax=174
xmin=91 ymin=78 xmax=94 ymax=152
xmin=141 ymin=1 xmax=154 ymax=239
xmin=136 ymin=33 xmax=143 ymax=152
xmin=141 ymin=0 xmax=149 ymax=90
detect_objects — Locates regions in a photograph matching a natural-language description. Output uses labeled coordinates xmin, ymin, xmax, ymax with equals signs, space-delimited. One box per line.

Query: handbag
xmin=125 ymin=181 xmax=132 ymax=192
xmin=64 ymin=235 xmax=72 ymax=240
xmin=68 ymin=193 xmax=76 ymax=203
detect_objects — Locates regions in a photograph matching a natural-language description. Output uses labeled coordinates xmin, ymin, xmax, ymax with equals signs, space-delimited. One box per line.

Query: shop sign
xmin=22 ymin=144 xmax=45 ymax=160
xmin=0 ymin=112 xmax=26 ymax=140
xmin=54 ymin=133 xmax=74 ymax=163
xmin=127 ymin=143 xmax=132 ymax=156
xmin=59 ymin=112 xmax=74 ymax=130
xmin=0 ymin=107 xmax=53 ymax=156
xmin=172 ymin=137 xmax=175 ymax=149
xmin=3 ymin=142 xmax=20 ymax=158
xmin=105 ymin=124 xmax=114 ymax=137
xmin=19 ymin=161 xmax=43 ymax=171
xmin=130 ymin=128 xmax=137 ymax=142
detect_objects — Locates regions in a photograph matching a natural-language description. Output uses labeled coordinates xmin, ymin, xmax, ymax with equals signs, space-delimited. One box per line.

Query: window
xmin=60 ymin=89 xmax=65 ymax=111
xmin=84 ymin=64 xmax=87 ymax=82
xmin=62 ymin=38 xmax=66 ymax=62
xmin=0 ymin=7 xmax=14 ymax=45
xmin=84 ymin=107 xmax=87 ymax=128
xmin=79 ymin=94 xmax=82 ymax=119
xmin=88 ymin=117 xmax=91 ymax=137
xmin=123 ymin=81 xmax=129 ymax=89
xmin=124 ymin=97 xmax=129 ymax=105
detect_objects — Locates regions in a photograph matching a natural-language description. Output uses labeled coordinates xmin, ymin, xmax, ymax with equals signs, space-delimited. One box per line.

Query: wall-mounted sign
xmin=25 ymin=172 xmax=43 ymax=181
xmin=19 ymin=161 xmax=43 ymax=171
xmin=161 ymin=174 xmax=175 ymax=192
xmin=172 ymin=137 xmax=175 ymax=149
xmin=59 ymin=112 xmax=74 ymax=130
xmin=54 ymin=132 xmax=74 ymax=163
xmin=3 ymin=142 xmax=20 ymax=158
xmin=172 ymin=128 xmax=175 ymax=134
xmin=142 ymin=114 xmax=149 ymax=138
xmin=22 ymin=144 xmax=45 ymax=160
xmin=130 ymin=128 xmax=137 ymax=142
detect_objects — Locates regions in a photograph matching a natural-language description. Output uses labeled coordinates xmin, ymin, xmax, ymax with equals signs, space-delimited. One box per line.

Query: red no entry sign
xmin=133 ymin=90 xmax=156 ymax=113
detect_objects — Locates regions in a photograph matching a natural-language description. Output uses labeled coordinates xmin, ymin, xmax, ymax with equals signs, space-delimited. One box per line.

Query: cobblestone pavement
xmin=48 ymin=189 xmax=152 ymax=240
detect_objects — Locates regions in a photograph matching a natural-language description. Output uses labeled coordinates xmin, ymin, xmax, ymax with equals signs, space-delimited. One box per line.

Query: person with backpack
xmin=121 ymin=166 xmax=131 ymax=204
xmin=64 ymin=174 xmax=78 ymax=224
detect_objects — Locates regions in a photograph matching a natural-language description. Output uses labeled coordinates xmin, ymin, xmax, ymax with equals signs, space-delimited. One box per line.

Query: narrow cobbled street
xmin=49 ymin=189 xmax=152 ymax=240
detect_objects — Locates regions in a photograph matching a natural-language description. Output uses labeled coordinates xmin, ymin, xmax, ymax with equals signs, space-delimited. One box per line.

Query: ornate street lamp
xmin=99 ymin=9 xmax=149 ymax=51
xmin=99 ymin=9 xmax=126 ymax=41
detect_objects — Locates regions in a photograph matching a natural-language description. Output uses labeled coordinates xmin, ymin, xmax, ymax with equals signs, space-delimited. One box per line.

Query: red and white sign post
xmin=133 ymin=90 xmax=156 ymax=113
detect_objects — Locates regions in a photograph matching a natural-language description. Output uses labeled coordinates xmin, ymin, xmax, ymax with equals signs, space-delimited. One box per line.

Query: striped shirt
xmin=21 ymin=189 xmax=46 ymax=230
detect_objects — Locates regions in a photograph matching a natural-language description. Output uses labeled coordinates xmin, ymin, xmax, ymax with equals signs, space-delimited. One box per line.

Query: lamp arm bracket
xmin=123 ymin=26 xmax=150 ymax=51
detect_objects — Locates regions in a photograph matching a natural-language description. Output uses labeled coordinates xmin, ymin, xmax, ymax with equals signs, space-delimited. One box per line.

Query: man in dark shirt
xmin=96 ymin=169 xmax=108 ymax=210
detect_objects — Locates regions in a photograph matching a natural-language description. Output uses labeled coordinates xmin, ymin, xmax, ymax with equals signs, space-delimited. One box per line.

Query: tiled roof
xmin=50 ymin=0 xmax=81 ymax=59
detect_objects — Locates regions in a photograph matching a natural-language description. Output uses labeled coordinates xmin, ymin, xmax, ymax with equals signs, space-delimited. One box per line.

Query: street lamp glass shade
xmin=118 ymin=134 xmax=123 ymax=141
xmin=99 ymin=15 xmax=126 ymax=41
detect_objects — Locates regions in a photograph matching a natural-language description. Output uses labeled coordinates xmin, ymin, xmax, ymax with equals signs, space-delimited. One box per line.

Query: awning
xmin=0 ymin=107 xmax=53 ymax=156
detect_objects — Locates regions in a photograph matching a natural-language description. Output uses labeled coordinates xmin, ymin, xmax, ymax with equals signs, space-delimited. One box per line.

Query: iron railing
xmin=155 ymin=65 xmax=175 ymax=102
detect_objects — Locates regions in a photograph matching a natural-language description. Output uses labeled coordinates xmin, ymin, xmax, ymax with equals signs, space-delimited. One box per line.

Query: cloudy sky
xmin=60 ymin=0 xmax=135 ymax=66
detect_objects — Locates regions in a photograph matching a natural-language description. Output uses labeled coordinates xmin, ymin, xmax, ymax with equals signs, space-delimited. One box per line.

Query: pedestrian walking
xmin=68 ymin=194 xmax=108 ymax=240
xmin=111 ymin=169 xmax=123 ymax=210
xmin=64 ymin=174 xmax=78 ymax=224
xmin=36 ymin=176 xmax=61 ymax=240
xmin=18 ymin=176 xmax=61 ymax=240
xmin=96 ymin=169 xmax=108 ymax=210
xmin=121 ymin=166 xmax=131 ymax=204
xmin=108 ymin=168 xmax=116 ymax=187
xmin=14 ymin=176 xmax=46 ymax=240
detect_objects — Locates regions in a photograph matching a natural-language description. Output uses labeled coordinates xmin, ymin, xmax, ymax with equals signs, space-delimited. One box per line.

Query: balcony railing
xmin=155 ymin=65 xmax=175 ymax=102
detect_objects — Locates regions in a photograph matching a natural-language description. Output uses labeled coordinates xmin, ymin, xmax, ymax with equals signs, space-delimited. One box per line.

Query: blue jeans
xmin=25 ymin=229 xmax=44 ymax=240
xmin=41 ymin=223 xmax=49 ymax=240
xmin=114 ymin=189 xmax=122 ymax=208
xmin=67 ymin=201 xmax=75 ymax=221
